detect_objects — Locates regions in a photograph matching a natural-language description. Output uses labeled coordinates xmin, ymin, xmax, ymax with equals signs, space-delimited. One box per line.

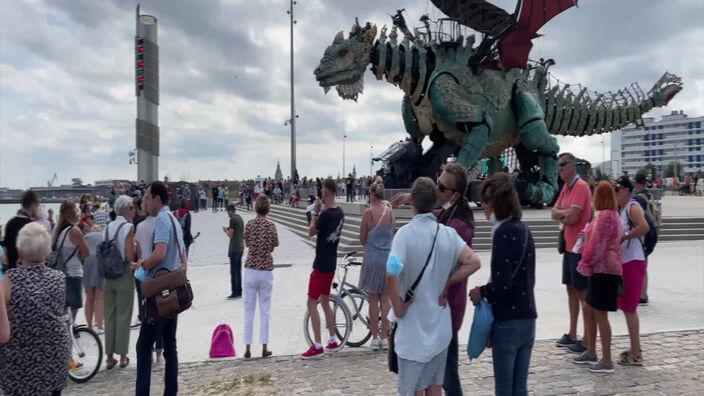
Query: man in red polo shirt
xmin=551 ymin=153 xmax=593 ymax=354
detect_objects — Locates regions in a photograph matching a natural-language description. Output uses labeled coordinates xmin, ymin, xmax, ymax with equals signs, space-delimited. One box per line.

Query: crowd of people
xmin=0 ymin=152 xmax=668 ymax=395
xmin=0 ymin=182 xmax=190 ymax=395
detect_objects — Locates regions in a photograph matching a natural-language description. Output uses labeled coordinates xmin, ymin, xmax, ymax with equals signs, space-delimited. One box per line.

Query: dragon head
xmin=314 ymin=20 xmax=377 ymax=101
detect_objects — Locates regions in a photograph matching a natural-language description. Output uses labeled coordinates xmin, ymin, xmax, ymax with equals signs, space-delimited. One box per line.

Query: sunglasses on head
xmin=558 ymin=161 xmax=572 ymax=168
xmin=437 ymin=182 xmax=456 ymax=193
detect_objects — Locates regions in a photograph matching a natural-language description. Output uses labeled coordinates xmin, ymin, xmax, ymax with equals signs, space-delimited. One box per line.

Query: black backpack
xmin=626 ymin=199 xmax=658 ymax=257
xmin=97 ymin=222 xmax=128 ymax=279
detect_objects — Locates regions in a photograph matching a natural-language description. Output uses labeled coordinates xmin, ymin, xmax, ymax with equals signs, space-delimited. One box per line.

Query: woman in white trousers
xmin=242 ymin=196 xmax=279 ymax=358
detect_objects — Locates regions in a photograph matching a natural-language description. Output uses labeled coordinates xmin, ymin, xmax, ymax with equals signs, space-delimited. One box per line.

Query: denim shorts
xmin=562 ymin=252 xmax=588 ymax=290
xmin=66 ymin=276 xmax=84 ymax=309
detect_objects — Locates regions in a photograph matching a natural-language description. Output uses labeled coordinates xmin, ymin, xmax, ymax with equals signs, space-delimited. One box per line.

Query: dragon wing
xmin=431 ymin=0 xmax=577 ymax=69
xmin=429 ymin=0 xmax=512 ymax=35
xmin=499 ymin=0 xmax=577 ymax=69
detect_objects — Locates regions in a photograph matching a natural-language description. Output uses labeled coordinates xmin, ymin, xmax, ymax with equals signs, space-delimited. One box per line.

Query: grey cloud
xmin=0 ymin=0 xmax=701 ymax=187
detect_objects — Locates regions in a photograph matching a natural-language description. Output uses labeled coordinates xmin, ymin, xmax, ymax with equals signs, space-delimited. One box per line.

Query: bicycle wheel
xmin=69 ymin=326 xmax=103 ymax=383
xmin=339 ymin=292 xmax=372 ymax=347
xmin=303 ymin=296 xmax=352 ymax=349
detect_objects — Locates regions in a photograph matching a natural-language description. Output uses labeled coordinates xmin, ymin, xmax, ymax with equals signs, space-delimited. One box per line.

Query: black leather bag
xmin=388 ymin=224 xmax=439 ymax=374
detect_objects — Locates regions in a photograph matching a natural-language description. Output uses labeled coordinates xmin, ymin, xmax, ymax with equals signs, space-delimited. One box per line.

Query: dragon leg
xmin=402 ymin=95 xmax=424 ymax=143
xmin=486 ymin=156 xmax=503 ymax=175
xmin=514 ymin=89 xmax=560 ymax=204
xmin=429 ymin=74 xmax=490 ymax=170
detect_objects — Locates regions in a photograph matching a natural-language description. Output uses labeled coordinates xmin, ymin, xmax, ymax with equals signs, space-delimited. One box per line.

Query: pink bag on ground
xmin=209 ymin=324 xmax=236 ymax=358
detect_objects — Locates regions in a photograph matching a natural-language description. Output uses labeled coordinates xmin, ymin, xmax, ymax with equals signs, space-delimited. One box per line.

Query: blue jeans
xmin=134 ymin=279 xmax=163 ymax=350
xmin=136 ymin=317 xmax=178 ymax=396
xmin=491 ymin=319 xmax=535 ymax=396
xmin=229 ymin=252 xmax=243 ymax=296
xmin=443 ymin=331 xmax=463 ymax=396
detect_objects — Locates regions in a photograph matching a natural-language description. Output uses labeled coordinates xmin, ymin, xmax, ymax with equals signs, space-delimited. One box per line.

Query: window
xmin=660 ymin=133 xmax=664 ymax=140
xmin=697 ymin=121 xmax=702 ymax=128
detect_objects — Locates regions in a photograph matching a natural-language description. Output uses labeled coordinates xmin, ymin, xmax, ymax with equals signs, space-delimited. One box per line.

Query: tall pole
xmin=343 ymin=133 xmax=347 ymax=177
xmin=288 ymin=1 xmax=297 ymax=181
xmin=135 ymin=5 xmax=159 ymax=184
xmin=370 ymin=144 xmax=374 ymax=177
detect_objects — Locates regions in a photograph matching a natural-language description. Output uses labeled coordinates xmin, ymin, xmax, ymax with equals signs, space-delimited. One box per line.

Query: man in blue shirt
xmin=135 ymin=181 xmax=186 ymax=396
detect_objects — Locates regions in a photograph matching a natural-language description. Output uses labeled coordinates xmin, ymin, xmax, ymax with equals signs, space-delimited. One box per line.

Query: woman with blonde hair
xmin=573 ymin=181 xmax=622 ymax=373
xmin=53 ymin=199 xmax=90 ymax=321
xmin=0 ymin=222 xmax=70 ymax=395
xmin=103 ymin=195 xmax=136 ymax=369
xmin=359 ymin=176 xmax=395 ymax=350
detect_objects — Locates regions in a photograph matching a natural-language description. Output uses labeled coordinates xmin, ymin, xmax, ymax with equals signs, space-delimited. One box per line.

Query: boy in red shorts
xmin=301 ymin=178 xmax=345 ymax=359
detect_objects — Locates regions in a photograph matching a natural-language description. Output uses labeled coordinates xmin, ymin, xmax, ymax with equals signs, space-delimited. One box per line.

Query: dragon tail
xmin=544 ymin=72 xmax=683 ymax=137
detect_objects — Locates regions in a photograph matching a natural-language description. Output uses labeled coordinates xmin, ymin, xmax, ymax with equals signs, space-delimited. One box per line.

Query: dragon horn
xmin=333 ymin=31 xmax=344 ymax=44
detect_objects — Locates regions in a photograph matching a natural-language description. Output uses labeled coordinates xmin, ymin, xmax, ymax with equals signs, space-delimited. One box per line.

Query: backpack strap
xmin=624 ymin=200 xmax=644 ymax=248
xmin=58 ymin=225 xmax=78 ymax=264
xmin=511 ymin=224 xmax=530 ymax=280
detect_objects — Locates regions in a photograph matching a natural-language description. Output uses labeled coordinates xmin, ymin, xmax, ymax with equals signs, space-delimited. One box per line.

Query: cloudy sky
xmin=1 ymin=0 xmax=702 ymax=188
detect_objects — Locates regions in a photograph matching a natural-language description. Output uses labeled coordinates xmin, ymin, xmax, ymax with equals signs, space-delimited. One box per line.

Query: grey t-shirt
xmin=229 ymin=214 xmax=244 ymax=254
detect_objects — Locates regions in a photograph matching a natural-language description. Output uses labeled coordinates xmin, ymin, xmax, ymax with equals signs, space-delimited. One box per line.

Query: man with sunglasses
xmin=392 ymin=162 xmax=475 ymax=396
xmin=551 ymin=153 xmax=593 ymax=354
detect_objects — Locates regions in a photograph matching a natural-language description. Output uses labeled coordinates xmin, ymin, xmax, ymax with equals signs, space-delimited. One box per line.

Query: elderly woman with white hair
xmin=103 ymin=195 xmax=137 ymax=370
xmin=0 ymin=222 xmax=70 ymax=395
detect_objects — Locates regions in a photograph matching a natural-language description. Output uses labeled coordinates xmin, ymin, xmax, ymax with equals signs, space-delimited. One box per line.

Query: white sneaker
xmin=381 ymin=338 xmax=389 ymax=350
xmin=370 ymin=338 xmax=381 ymax=350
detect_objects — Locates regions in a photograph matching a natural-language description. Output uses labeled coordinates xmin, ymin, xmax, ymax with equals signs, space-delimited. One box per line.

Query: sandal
xmin=617 ymin=352 xmax=643 ymax=366
xmin=106 ymin=357 xmax=118 ymax=370
xmin=120 ymin=357 xmax=130 ymax=368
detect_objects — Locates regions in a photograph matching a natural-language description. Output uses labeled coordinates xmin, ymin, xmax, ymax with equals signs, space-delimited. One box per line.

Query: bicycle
xmin=303 ymin=251 xmax=374 ymax=349
xmin=66 ymin=313 xmax=103 ymax=383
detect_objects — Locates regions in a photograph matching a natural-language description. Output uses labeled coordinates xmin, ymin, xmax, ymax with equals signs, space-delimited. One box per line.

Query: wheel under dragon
xmin=314 ymin=0 xmax=682 ymax=204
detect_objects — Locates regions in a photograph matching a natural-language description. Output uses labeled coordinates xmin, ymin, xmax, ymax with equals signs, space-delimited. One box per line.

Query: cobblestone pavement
xmin=68 ymin=329 xmax=704 ymax=395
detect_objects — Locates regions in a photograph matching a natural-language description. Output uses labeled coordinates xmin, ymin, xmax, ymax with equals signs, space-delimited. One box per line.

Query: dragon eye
xmin=339 ymin=49 xmax=348 ymax=57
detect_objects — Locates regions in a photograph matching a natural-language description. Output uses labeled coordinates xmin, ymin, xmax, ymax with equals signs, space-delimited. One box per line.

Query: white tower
xmin=135 ymin=5 xmax=159 ymax=183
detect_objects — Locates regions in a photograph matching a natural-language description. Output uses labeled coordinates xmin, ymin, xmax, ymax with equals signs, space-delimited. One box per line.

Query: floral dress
xmin=0 ymin=266 xmax=70 ymax=395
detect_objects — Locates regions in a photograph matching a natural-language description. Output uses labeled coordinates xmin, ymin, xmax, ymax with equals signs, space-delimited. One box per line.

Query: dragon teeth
xmin=324 ymin=86 xmax=330 ymax=94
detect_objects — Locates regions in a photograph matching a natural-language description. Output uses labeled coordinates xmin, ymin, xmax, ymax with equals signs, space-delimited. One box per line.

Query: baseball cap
xmin=615 ymin=176 xmax=634 ymax=192
xmin=634 ymin=172 xmax=647 ymax=185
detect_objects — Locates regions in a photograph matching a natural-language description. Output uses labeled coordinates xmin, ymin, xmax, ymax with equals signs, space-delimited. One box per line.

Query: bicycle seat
xmin=346 ymin=261 xmax=362 ymax=266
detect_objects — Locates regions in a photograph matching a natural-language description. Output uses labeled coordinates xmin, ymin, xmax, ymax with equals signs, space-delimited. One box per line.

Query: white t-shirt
xmin=389 ymin=213 xmax=466 ymax=363
xmin=58 ymin=226 xmax=83 ymax=278
xmin=105 ymin=216 xmax=134 ymax=261
xmin=136 ymin=216 xmax=157 ymax=259
xmin=619 ymin=201 xmax=645 ymax=263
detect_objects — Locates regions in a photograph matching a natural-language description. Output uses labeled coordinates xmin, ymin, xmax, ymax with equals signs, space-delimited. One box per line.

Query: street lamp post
xmin=343 ymin=133 xmax=347 ymax=178
xmin=286 ymin=0 xmax=297 ymax=180
xmin=370 ymin=144 xmax=374 ymax=177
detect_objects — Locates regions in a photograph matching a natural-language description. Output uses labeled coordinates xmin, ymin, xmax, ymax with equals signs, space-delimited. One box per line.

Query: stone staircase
xmin=267 ymin=204 xmax=704 ymax=256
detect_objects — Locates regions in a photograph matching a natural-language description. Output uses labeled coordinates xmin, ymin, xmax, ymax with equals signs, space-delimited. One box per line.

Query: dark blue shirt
xmin=480 ymin=219 xmax=537 ymax=322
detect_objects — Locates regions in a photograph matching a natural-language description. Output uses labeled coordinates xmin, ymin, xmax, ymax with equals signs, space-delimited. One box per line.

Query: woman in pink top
xmin=573 ymin=181 xmax=622 ymax=373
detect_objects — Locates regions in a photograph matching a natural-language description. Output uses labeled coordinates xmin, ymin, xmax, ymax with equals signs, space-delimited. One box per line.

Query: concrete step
xmin=267 ymin=204 xmax=704 ymax=256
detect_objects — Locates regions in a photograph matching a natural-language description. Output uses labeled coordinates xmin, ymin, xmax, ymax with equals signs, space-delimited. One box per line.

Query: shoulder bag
xmin=388 ymin=223 xmax=439 ymax=374
xmin=140 ymin=213 xmax=193 ymax=323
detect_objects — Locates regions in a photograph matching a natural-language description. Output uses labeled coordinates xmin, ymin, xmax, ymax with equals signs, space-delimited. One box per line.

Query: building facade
xmin=611 ymin=111 xmax=704 ymax=178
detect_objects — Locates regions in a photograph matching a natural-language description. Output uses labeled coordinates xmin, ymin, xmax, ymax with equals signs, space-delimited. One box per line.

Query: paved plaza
xmin=65 ymin=196 xmax=703 ymax=394
xmin=68 ymin=330 xmax=704 ymax=395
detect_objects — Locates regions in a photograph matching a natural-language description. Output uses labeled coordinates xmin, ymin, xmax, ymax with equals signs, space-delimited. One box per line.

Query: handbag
xmin=140 ymin=214 xmax=193 ymax=323
xmin=388 ymin=224 xmax=439 ymax=374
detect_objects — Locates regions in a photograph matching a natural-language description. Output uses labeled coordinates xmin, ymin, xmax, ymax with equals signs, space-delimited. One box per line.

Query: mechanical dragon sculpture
xmin=314 ymin=0 xmax=682 ymax=204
